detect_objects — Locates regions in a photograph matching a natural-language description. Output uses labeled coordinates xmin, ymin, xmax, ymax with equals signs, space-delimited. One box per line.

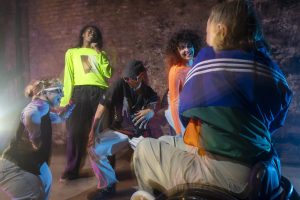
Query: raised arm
xmin=98 ymin=51 xmax=113 ymax=79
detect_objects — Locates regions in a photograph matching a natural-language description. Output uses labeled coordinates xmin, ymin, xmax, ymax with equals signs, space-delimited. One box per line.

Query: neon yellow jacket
xmin=60 ymin=48 xmax=112 ymax=106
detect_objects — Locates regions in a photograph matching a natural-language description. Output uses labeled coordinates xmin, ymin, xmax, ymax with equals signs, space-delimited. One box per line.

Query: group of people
xmin=0 ymin=0 xmax=295 ymax=200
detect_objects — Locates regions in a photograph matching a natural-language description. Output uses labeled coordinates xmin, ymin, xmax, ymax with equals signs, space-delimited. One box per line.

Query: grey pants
xmin=0 ymin=159 xmax=51 ymax=200
xmin=133 ymin=136 xmax=250 ymax=195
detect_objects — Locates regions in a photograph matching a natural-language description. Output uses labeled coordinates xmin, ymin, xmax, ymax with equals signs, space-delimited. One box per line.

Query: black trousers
xmin=64 ymin=85 xmax=106 ymax=177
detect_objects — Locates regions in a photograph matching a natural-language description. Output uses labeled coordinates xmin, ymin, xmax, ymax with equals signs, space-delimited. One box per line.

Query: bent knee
xmin=135 ymin=138 xmax=158 ymax=157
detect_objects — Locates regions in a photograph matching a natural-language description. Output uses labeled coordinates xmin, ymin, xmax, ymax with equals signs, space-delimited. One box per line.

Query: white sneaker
xmin=131 ymin=190 xmax=155 ymax=200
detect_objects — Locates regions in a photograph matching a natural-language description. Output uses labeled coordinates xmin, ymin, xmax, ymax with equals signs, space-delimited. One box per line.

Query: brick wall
xmin=0 ymin=0 xmax=30 ymax=152
xmin=254 ymin=1 xmax=300 ymax=164
xmin=27 ymin=0 xmax=219 ymax=144
xmin=1 ymin=0 xmax=299 ymax=163
xmin=27 ymin=0 xmax=217 ymax=97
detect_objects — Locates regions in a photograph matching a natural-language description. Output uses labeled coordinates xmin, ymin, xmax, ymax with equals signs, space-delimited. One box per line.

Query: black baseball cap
xmin=122 ymin=60 xmax=146 ymax=78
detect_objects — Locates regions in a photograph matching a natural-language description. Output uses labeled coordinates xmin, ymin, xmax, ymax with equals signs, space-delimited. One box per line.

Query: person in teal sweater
xmin=60 ymin=25 xmax=113 ymax=181
xmin=132 ymin=1 xmax=292 ymax=199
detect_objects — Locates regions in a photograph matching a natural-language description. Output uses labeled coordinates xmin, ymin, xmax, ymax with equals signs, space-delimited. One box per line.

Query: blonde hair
xmin=24 ymin=78 xmax=62 ymax=98
xmin=208 ymin=0 xmax=260 ymax=50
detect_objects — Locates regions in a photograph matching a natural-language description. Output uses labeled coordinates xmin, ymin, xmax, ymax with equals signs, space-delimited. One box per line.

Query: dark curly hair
xmin=165 ymin=29 xmax=202 ymax=70
xmin=76 ymin=25 xmax=103 ymax=48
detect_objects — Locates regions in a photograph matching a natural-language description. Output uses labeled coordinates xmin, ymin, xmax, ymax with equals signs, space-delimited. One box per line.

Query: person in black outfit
xmin=87 ymin=60 xmax=159 ymax=200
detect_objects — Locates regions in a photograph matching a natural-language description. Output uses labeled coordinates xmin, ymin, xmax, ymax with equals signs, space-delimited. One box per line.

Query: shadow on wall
xmin=273 ymin=112 xmax=300 ymax=166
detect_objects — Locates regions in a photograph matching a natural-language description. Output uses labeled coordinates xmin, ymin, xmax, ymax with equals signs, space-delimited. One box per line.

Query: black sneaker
xmin=87 ymin=184 xmax=116 ymax=200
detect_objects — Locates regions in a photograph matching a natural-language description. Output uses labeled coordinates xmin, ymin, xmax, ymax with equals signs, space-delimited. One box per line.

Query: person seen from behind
xmin=87 ymin=60 xmax=159 ymax=200
xmin=131 ymin=1 xmax=293 ymax=199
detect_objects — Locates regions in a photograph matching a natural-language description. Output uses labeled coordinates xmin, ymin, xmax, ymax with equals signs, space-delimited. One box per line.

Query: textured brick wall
xmin=27 ymin=0 xmax=217 ymax=146
xmin=27 ymin=0 xmax=300 ymax=164
xmin=27 ymin=0 xmax=300 ymax=99
xmin=28 ymin=0 xmax=217 ymax=97
xmin=254 ymin=1 xmax=300 ymax=164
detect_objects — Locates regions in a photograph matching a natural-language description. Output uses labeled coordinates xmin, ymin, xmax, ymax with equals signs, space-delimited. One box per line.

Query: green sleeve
xmin=60 ymin=49 xmax=74 ymax=106
xmin=98 ymin=51 xmax=113 ymax=79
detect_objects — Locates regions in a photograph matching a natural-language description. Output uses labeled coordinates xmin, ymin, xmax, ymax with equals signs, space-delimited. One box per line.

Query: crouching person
xmin=0 ymin=78 xmax=73 ymax=200
xmin=87 ymin=60 xmax=158 ymax=199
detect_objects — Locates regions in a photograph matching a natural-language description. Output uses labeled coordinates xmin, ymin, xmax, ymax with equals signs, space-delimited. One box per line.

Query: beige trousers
xmin=133 ymin=135 xmax=250 ymax=195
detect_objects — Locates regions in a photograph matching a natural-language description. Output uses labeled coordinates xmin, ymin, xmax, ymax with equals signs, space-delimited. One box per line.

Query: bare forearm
xmin=89 ymin=104 xmax=105 ymax=140
xmin=25 ymin=121 xmax=42 ymax=150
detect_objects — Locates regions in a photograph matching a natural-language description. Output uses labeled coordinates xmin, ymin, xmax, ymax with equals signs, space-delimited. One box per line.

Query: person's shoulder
xmin=172 ymin=64 xmax=189 ymax=69
xmin=193 ymin=46 xmax=215 ymax=65
xmin=198 ymin=46 xmax=215 ymax=56
xmin=66 ymin=47 xmax=78 ymax=52
xmin=65 ymin=48 xmax=78 ymax=55
xmin=169 ymin=65 xmax=179 ymax=74
xmin=169 ymin=65 xmax=188 ymax=76
xmin=142 ymin=82 xmax=157 ymax=93
xmin=254 ymin=49 xmax=273 ymax=65
xmin=23 ymin=99 xmax=50 ymax=116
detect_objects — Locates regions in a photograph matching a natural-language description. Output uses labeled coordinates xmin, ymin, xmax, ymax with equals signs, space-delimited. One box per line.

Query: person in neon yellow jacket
xmin=60 ymin=25 xmax=113 ymax=181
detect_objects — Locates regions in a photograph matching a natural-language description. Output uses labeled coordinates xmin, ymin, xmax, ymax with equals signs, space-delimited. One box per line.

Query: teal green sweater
xmin=184 ymin=107 xmax=271 ymax=164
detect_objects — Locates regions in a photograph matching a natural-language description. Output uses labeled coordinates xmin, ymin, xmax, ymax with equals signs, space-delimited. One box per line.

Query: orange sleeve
xmin=168 ymin=66 xmax=187 ymax=134
xmin=184 ymin=119 xmax=205 ymax=156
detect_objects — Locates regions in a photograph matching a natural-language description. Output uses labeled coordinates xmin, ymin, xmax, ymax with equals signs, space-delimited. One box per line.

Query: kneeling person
xmin=87 ymin=60 xmax=158 ymax=199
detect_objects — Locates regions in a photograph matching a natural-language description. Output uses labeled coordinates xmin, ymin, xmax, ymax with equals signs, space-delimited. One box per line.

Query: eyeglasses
xmin=44 ymin=87 xmax=63 ymax=94
xmin=123 ymin=73 xmax=143 ymax=82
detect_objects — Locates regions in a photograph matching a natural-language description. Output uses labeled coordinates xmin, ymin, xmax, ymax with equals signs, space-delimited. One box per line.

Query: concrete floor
xmin=0 ymin=145 xmax=137 ymax=200
xmin=1 ymin=145 xmax=300 ymax=200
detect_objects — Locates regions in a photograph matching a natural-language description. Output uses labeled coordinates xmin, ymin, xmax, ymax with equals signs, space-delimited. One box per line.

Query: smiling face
xmin=177 ymin=42 xmax=195 ymax=62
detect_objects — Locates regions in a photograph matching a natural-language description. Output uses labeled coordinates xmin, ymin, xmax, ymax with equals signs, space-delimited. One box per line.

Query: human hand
xmin=91 ymin=43 xmax=100 ymax=52
xmin=58 ymin=102 xmax=75 ymax=120
xmin=132 ymin=109 xmax=154 ymax=129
